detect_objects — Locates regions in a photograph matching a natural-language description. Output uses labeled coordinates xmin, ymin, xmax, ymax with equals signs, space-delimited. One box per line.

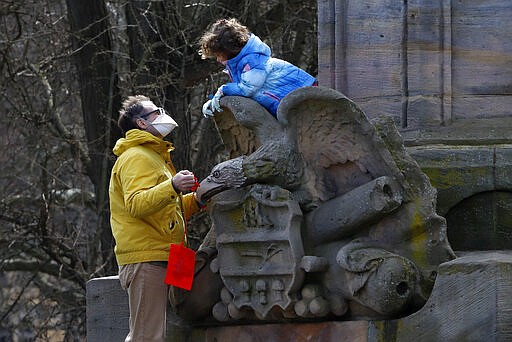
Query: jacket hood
xmin=113 ymin=129 xmax=174 ymax=157
xmin=229 ymin=34 xmax=271 ymax=65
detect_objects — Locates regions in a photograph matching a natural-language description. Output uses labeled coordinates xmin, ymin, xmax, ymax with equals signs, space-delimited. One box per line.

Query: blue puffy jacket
xmin=220 ymin=34 xmax=316 ymax=116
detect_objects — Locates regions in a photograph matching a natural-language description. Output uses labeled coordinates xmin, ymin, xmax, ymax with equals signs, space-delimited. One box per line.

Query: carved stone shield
xmin=209 ymin=184 xmax=305 ymax=318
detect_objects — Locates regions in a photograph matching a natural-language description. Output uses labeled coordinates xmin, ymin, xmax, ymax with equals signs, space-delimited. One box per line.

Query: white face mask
xmin=149 ymin=113 xmax=178 ymax=137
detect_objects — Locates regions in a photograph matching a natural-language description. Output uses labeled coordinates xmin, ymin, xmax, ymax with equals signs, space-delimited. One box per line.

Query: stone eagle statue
xmin=184 ymin=86 xmax=455 ymax=323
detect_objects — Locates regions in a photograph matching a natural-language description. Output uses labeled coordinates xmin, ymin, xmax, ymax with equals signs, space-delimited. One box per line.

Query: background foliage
xmin=0 ymin=0 xmax=316 ymax=339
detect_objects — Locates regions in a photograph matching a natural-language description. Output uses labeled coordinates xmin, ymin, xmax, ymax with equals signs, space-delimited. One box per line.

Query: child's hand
xmin=202 ymin=100 xmax=215 ymax=118
xmin=211 ymin=88 xmax=223 ymax=113
xmin=202 ymin=87 xmax=224 ymax=118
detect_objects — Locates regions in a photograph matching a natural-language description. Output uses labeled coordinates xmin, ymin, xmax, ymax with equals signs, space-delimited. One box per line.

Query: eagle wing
xmin=276 ymin=86 xmax=406 ymax=204
xmin=213 ymin=98 xmax=261 ymax=160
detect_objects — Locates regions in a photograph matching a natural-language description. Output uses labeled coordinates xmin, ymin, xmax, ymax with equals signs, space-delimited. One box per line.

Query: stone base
xmin=383 ymin=250 xmax=512 ymax=342
xmin=198 ymin=321 xmax=368 ymax=341
xmin=86 ymin=275 xmax=129 ymax=341
xmin=87 ymin=251 xmax=512 ymax=342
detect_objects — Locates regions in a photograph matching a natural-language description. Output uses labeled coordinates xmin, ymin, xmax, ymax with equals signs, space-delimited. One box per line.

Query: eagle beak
xmin=195 ymin=177 xmax=229 ymax=203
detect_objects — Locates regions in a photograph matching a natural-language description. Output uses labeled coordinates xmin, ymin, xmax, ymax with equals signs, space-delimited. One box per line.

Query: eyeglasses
xmin=138 ymin=107 xmax=166 ymax=119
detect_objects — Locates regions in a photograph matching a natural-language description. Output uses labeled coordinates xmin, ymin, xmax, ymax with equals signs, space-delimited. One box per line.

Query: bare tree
xmin=0 ymin=0 xmax=94 ymax=339
xmin=0 ymin=0 xmax=316 ymax=339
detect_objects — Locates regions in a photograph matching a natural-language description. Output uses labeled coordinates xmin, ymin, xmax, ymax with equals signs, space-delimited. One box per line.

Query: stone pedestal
xmin=86 ymin=252 xmax=512 ymax=341
xmin=204 ymin=321 xmax=368 ymax=341
xmin=86 ymin=275 xmax=129 ymax=341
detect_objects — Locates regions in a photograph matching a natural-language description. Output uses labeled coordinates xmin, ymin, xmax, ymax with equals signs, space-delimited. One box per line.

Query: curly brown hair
xmin=198 ymin=18 xmax=250 ymax=60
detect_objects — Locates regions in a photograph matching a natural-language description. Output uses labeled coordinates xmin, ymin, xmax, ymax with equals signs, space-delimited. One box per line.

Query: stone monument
xmin=179 ymin=86 xmax=456 ymax=324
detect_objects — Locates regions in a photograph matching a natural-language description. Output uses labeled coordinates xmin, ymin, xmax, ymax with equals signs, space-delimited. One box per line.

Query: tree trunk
xmin=66 ymin=0 xmax=120 ymax=272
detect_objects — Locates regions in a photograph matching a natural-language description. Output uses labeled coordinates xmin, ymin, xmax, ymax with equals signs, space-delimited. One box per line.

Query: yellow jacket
xmin=109 ymin=129 xmax=200 ymax=265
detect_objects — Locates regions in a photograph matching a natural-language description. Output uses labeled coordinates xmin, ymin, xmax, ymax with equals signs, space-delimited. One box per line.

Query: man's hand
xmin=172 ymin=170 xmax=197 ymax=193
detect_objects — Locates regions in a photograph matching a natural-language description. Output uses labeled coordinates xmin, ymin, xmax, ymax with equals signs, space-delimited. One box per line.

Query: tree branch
xmin=27 ymin=62 xmax=92 ymax=169
xmin=0 ymin=259 xmax=85 ymax=286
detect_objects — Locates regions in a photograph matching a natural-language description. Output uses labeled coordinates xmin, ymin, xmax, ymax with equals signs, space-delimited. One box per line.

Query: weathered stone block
xmin=408 ymin=144 xmax=512 ymax=251
xmin=318 ymin=0 xmax=512 ymax=126
xmin=86 ymin=276 xmax=129 ymax=342
xmin=371 ymin=251 xmax=512 ymax=341
xmin=204 ymin=321 xmax=369 ymax=342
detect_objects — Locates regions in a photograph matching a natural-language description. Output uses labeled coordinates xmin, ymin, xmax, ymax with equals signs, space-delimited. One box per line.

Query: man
xmin=109 ymin=95 xmax=201 ymax=341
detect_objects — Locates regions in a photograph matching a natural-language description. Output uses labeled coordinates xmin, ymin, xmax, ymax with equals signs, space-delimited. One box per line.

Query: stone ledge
xmin=203 ymin=321 xmax=368 ymax=342
xmin=86 ymin=252 xmax=512 ymax=341
xmin=401 ymin=118 xmax=512 ymax=147
xmin=406 ymin=144 xmax=512 ymax=216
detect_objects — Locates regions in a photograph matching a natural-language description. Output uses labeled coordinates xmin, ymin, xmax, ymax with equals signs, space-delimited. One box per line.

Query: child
xmin=199 ymin=18 xmax=317 ymax=118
